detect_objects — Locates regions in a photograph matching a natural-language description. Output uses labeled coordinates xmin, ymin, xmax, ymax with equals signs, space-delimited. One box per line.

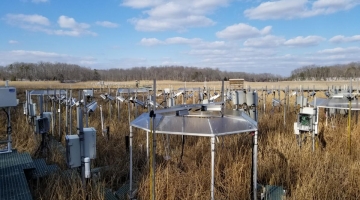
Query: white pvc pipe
xmin=84 ymin=157 xmax=91 ymax=178
xmin=211 ymin=136 xmax=215 ymax=200
xmin=146 ymin=131 xmax=149 ymax=162
xmin=129 ymin=126 xmax=133 ymax=198
xmin=312 ymin=97 xmax=317 ymax=152
xmin=100 ymin=105 xmax=104 ymax=137
xmin=253 ymin=130 xmax=258 ymax=200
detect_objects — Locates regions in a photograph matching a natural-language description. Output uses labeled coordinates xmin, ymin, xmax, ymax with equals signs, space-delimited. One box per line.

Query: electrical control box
xmin=35 ymin=117 xmax=50 ymax=134
xmin=83 ymin=90 xmax=94 ymax=97
xmin=167 ymin=98 xmax=175 ymax=107
xmin=232 ymin=90 xmax=246 ymax=105
xmin=202 ymin=99 xmax=209 ymax=104
xmin=296 ymin=96 xmax=307 ymax=107
xmin=29 ymin=103 xmax=37 ymax=117
xmin=83 ymin=127 xmax=96 ymax=159
xmin=42 ymin=112 xmax=52 ymax=125
xmin=297 ymin=107 xmax=316 ymax=132
xmin=66 ymin=135 xmax=81 ymax=168
xmin=246 ymin=91 xmax=258 ymax=106
xmin=0 ymin=87 xmax=17 ymax=107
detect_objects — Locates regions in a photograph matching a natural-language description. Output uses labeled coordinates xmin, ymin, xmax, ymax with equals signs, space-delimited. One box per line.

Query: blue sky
xmin=1 ymin=0 xmax=360 ymax=76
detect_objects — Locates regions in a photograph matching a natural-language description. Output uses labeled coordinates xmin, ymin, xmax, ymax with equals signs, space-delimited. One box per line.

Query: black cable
xmin=180 ymin=135 xmax=185 ymax=163
xmin=2 ymin=108 xmax=11 ymax=135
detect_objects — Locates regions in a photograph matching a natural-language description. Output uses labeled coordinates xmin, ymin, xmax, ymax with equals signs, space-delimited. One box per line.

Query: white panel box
xmin=164 ymin=88 xmax=170 ymax=94
xmin=202 ymin=99 xmax=209 ymax=104
xmin=296 ymin=96 xmax=307 ymax=107
xmin=29 ymin=103 xmax=37 ymax=117
xmin=301 ymin=107 xmax=315 ymax=115
xmin=66 ymin=135 xmax=81 ymax=168
xmin=0 ymin=87 xmax=17 ymax=107
xmin=232 ymin=90 xmax=246 ymax=105
xmin=83 ymin=90 xmax=94 ymax=97
xmin=246 ymin=92 xmax=258 ymax=106
xmin=83 ymin=127 xmax=96 ymax=159
xmin=167 ymin=98 xmax=175 ymax=107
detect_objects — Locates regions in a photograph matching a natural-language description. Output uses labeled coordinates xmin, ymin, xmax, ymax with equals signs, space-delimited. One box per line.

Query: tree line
xmin=290 ymin=62 xmax=360 ymax=81
xmin=1 ymin=61 xmax=359 ymax=82
xmin=0 ymin=62 xmax=282 ymax=82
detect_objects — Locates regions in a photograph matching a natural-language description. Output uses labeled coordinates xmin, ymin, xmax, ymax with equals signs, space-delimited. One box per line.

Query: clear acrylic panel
xmin=131 ymin=109 xmax=257 ymax=137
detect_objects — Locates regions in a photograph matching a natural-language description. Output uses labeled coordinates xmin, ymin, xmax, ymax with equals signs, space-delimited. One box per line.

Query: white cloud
xmin=317 ymin=47 xmax=360 ymax=55
xmin=244 ymin=35 xmax=285 ymax=47
xmin=95 ymin=21 xmax=119 ymax=28
xmin=8 ymin=40 xmax=19 ymax=44
xmin=140 ymin=37 xmax=203 ymax=46
xmin=188 ymin=49 xmax=227 ymax=55
xmin=58 ymin=16 xmax=90 ymax=29
xmin=243 ymin=35 xmax=324 ymax=48
xmin=32 ymin=0 xmax=48 ymax=3
xmin=244 ymin=0 xmax=360 ymax=20
xmin=216 ymin=23 xmax=272 ymax=40
xmin=312 ymin=0 xmax=359 ymax=12
xmin=129 ymin=15 xmax=215 ymax=32
xmin=165 ymin=37 xmax=202 ymax=44
xmin=329 ymin=35 xmax=360 ymax=43
xmin=5 ymin=14 xmax=50 ymax=26
xmin=122 ymin=0 xmax=164 ymax=8
xmin=284 ymin=36 xmax=325 ymax=46
xmin=124 ymin=0 xmax=229 ymax=31
xmin=140 ymin=38 xmax=165 ymax=46
xmin=193 ymin=41 xmax=227 ymax=49
xmin=4 ymin=14 xmax=96 ymax=37
xmin=0 ymin=50 xmax=97 ymax=67
xmin=244 ymin=0 xmax=307 ymax=20
xmin=53 ymin=16 xmax=96 ymax=36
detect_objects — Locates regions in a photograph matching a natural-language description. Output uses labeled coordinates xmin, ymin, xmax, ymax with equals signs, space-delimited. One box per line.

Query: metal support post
xmin=210 ymin=136 xmax=215 ymax=200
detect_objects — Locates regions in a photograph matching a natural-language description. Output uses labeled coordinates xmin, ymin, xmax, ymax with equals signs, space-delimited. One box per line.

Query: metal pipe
xmin=221 ymin=80 xmax=224 ymax=116
xmin=100 ymin=105 xmax=104 ymax=136
xmin=210 ymin=136 xmax=215 ymax=200
xmin=284 ymin=88 xmax=286 ymax=126
xmin=84 ymin=90 xmax=88 ymax=127
xmin=151 ymin=79 xmax=157 ymax=200
xmin=69 ymin=90 xmax=72 ymax=135
xmin=312 ymin=97 xmax=317 ymax=152
xmin=108 ymin=87 xmax=112 ymax=119
xmin=252 ymin=130 xmax=258 ymax=200
xmin=348 ymin=98 xmax=352 ymax=155
xmin=65 ymin=89 xmax=68 ymax=135
xmin=58 ymin=90 xmax=61 ymax=139
xmin=129 ymin=125 xmax=133 ymax=198
xmin=76 ymin=93 xmax=85 ymax=187
xmin=135 ymin=88 xmax=138 ymax=118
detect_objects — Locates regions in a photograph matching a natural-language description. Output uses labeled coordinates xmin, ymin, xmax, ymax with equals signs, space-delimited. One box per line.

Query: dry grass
xmin=1 ymin=81 xmax=360 ymax=199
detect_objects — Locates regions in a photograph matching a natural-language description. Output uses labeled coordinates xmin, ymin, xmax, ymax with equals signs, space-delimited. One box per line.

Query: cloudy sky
xmin=1 ymin=0 xmax=360 ymax=76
